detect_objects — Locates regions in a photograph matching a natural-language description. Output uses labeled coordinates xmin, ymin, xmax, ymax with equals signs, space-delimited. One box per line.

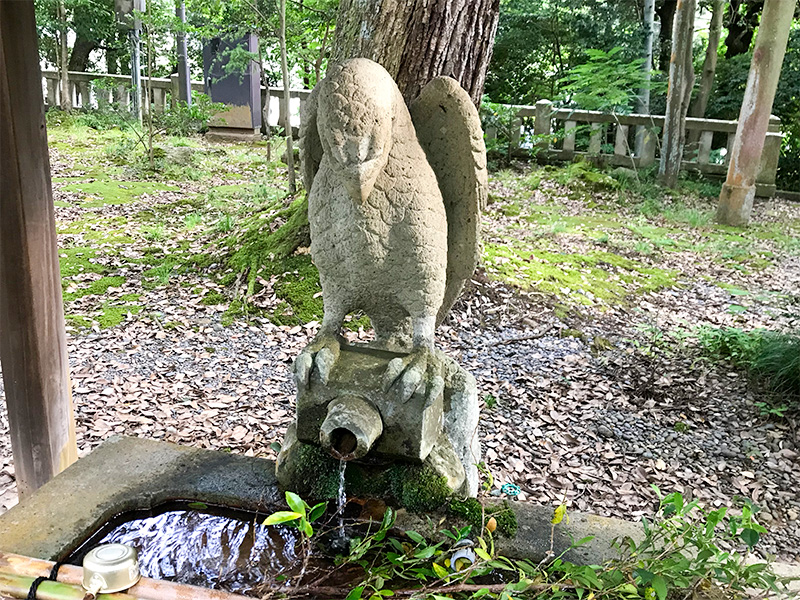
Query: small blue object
xmin=500 ymin=483 xmax=521 ymax=498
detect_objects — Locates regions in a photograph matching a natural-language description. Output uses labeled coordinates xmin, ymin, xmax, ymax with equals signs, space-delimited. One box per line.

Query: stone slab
xmin=0 ymin=436 xmax=278 ymax=560
xmin=205 ymin=127 xmax=262 ymax=143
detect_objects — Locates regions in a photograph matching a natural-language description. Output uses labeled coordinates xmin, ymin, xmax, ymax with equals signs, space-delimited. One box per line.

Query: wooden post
xmin=0 ymin=1 xmax=78 ymax=497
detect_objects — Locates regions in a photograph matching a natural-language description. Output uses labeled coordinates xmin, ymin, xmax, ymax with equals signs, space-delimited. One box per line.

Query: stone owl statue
xmin=295 ymin=58 xmax=487 ymax=402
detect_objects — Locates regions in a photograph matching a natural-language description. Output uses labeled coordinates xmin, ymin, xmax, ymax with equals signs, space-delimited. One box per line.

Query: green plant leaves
xmin=263 ymin=510 xmax=303 ymax=525
xmin=308 ymin=501 xmax=327 ymax=523
xmin=285 ymin=491 xmax=307 ymax=515
xmin=740 ymin=527 xmax=760 ymax=548
xmin=432 ymin=562 xmax=448 ymax=579
xmin=651 ymin=575 xmax=668 ymax=600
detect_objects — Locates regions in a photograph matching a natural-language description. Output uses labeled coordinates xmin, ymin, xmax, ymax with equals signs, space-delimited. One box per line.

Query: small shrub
xmin=480 ymin=96 xmax=524 ymax=167
xmin=216 ymin=214 xmax=235 ymax=232
xmin=141 ymin=223 xmax=166 ymax=242
xmin=697 ymin=327 xmax=800 ymax=412
xmin=154 ymin=91 xmax=225 ymax=136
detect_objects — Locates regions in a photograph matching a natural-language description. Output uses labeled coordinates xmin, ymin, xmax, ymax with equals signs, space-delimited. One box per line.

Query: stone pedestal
xmin=276 ymin=344 xmax=480 ymax=505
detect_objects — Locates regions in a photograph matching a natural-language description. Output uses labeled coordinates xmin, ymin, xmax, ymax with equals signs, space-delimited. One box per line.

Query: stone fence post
xmin=533 ymin=99 xmax=552 ymax=151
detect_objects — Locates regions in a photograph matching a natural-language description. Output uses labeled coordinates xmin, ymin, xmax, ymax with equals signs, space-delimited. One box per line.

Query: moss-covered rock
xmin=278 ymin=436 xmax=453 ymax=513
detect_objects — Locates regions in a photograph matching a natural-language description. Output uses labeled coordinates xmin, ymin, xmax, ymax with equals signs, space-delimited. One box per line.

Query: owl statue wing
xmin=299 ymin=84 xmax=323 ymax=193
xmin=410 ymin=77 xmax=488 ymax=326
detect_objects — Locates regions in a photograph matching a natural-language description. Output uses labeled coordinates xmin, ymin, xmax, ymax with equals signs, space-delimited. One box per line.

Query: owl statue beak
xmin=343 ymin=158 xmax=382 ymax=203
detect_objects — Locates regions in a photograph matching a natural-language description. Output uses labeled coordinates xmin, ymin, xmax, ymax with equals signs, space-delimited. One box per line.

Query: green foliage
xmin=264 ymin=490 xmax=326 ymax=539
xmin=260 ymin=489 xmax=787 ymax=600
xmin=559 ymin=47 xmax=655 ymax=113
xmin=610 ymin=486 xmax=779 ymax=600
xmin=485 ymin=0 xmax=646 ymax=105
xmin=153 ymin=92 xmax=225 ymax=136
xmin=708 ymin=29 xmax=800 ymax=191
xmin=480 ymin=98 xmax=525 ymax=167
xmin=697 ymin=327 xmax=800 ymax=413
xmin=186 ymin=0 xmax=336 ymax=88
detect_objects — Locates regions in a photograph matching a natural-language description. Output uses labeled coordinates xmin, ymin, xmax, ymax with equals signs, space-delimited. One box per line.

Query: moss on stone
xmin=448 ymin=498 xmax=518 ymax=537
xmin=289 ymin=443 xmax=344 ymax=500
xmin=388 ymin=465 xmax=451 ymax=513
xmin=285 ymin=441 xmax=451 ymax=512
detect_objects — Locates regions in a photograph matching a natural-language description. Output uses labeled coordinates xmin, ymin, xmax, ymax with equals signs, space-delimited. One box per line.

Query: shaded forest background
xmin=32 ymin=0 xmax=800 ymax=189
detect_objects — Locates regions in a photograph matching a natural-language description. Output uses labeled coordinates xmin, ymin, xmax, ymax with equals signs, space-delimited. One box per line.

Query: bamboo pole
xmin=0 ymin=572 xmax=135 ymax=600
xmin=0 ymin=552 xmax=252 ymax=600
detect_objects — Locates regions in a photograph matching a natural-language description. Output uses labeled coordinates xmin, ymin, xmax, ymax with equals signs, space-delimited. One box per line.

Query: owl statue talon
xmin=293 ymin=333 xmax=341 ymax=389
xmin=383 ymin=347 xmax=432 ymax=403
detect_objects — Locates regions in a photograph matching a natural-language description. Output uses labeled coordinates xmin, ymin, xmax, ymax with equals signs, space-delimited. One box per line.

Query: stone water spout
xmin=319 ymin=396 xmax=383 ymax=461
xmin=276 ymin=58 xmax=488 ymax=500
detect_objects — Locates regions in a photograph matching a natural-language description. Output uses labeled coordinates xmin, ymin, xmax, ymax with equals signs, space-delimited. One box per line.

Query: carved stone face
xmin=317 ymin=59 xmax=395 ymax=202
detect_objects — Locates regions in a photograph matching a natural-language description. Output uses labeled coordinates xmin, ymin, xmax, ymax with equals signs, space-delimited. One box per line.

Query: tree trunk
xmin=687 ymin=0 xmax=725 ymax=146
xmin=655 ymin=0 xmax=677 ymax=71
xmin=725 ymin=0 xmax=764 ymax=58
xmin=176 ymin=0 xmax=191 ymax=105
xmin=67 ymin=37 xmax=96 ymax=72
xmin=635 ymin=0 xmax=657 ymax=157
xmin=690 ymin=0 xmax=724 ymax=120
xmin=637 ymin=0 xmax=657 ymax=114
xmin=279 ymin=0 xmax=297 ymax=194
xmin=331 ymin=0 xmax=501 ymax=106
xmin=717 ymin=0 xmax=794 ymax=225
xmin=658 ymin=0 xmax=696 ymax=188
xmin=58 ymin=0 xmax=71 ymax=111
xmin=0 ymin=0 xmax=79 ymax=497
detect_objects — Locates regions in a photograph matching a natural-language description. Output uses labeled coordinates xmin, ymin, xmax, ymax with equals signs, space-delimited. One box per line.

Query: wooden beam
xmin=0 ymin=0 xmax=78 ymax=497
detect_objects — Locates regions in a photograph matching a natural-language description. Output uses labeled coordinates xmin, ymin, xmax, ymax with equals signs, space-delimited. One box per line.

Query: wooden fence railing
xmin=488 ymin=99 xmax=782 ymax=197
xmin=43 ymin=72 xmax=782 ymax=196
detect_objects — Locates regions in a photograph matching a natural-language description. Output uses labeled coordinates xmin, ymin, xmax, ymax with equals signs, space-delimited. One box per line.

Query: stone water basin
xmin=68 ymin=503 xmax=302 ymax=596
xmin=0 ymin=435 xmax=664 ymax=598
